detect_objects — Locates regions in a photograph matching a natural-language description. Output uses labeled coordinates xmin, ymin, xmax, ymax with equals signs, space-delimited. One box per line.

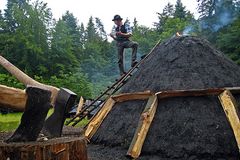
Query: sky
xmin=0 ymin=0 xmax=199 ymax=35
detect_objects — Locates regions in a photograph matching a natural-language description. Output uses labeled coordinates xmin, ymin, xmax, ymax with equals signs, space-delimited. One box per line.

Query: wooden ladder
xmin=66 ymin=40 xmax=161 ymax=126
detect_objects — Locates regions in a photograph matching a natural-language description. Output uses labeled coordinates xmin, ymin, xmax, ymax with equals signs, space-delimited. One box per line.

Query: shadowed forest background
xmin=0 ymin=0 xmax=239 ymax=99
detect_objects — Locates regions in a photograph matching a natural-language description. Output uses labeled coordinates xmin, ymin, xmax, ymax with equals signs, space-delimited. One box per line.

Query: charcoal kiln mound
xmin=91 ymin=36 xmax=240 ymax=159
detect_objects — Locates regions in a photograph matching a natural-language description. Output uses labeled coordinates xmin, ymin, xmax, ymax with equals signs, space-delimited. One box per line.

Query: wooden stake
xmin=76 ymin=96 xmax=84 ymax=115
xmin=84 ymin=97 xmax=116 ymax=139
xmin=218 ymin=90 xmax=240 ymax=150
xmin=127 ymin=95 xmax=158 ymax=159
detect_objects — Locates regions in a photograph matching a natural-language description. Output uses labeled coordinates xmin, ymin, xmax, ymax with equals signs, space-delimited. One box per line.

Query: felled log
xmin=0 ymin=137 xmax=88 ymax=160
xmin=0 ymin=84 xmax=26 ymax=111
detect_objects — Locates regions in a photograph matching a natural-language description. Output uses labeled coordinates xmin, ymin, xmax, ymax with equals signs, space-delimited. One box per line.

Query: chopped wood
xmin=84 ymin=97 xmax=116 ymax=139
xmin=218 ymin=90 xmax=240 ymax=150
xmin=127 ymin=95 xmax=158 ymax=159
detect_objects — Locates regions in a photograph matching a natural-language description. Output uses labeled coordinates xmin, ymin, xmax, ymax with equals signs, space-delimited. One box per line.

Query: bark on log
xmin=0 ymin=137 xmax=88 ymax=160
xmin=0 ymin=84 xmax=26 ymax=111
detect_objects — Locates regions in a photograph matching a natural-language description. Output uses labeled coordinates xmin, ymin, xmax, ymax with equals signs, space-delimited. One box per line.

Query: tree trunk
xmin=0 ymin=137 xmax=88 ymax=160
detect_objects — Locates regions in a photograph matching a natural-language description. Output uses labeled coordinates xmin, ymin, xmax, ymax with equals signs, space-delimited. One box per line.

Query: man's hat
xmin=112 ymin=15 xmax=123 ymax=21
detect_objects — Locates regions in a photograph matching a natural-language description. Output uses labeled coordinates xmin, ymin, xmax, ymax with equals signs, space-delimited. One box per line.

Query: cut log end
xmin=0 ymin=137 xmax=88 ymax=160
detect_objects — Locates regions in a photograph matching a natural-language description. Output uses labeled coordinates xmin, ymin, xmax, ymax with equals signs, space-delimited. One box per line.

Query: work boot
xmin=131 ymin=60 xmax=138 ymax=68
xmin=120 ymin=71 xmax=127 ymax=76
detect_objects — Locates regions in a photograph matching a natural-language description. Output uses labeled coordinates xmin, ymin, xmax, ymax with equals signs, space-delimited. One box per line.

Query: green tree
xmin=155 ymin=1 xmax=195 ymax=41
xmin=174 ymin=0 xmax=191 ymax=20
xmin=62 ymin=11 xmax=82 ymax=60
xmin=155 ymin=3 xmax=174 ymax=33
xmin=1 ymin=0 xmax=52 ymax=76
xmin=216 ymin=16 xmax=240 ymax=64
xmin=50 ymin=19 xmax=78 ymax=75
xmin=95 ymin=17 xmax=107 ymax=40
xmin=132 ymin=18 xmax=159 ymax=55
xmin=79 ymin=23 xmax=86 ymax=46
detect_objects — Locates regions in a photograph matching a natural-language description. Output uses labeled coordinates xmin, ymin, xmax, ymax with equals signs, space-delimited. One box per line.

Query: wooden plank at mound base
xmin=112 ymin=90 xmax=152 ymax=102
xmin=0 ymin=84 xmax=27 ymax=111
xmin=127 ymin=95 xmax=158 ymax=159
xmin=0 ymin=137 xmax=88 ymax=160
xmin=85 ymin=97 xmax=116 ymax=140
xmin=219 ymin=90 xmax=240 ymax=150
xmin=156 ymin=88 xmax=225 ymax=99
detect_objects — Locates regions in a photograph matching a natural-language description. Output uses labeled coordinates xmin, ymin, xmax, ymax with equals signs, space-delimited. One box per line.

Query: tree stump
xmin=0 ymin=137 xmax=88 ymax=160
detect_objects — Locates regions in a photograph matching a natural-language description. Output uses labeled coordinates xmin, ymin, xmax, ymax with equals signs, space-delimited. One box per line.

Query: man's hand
xmin=110 ymin=33 xmax=117 ymax=40
xmin=116 ymin=31 xmax=131 ymax=38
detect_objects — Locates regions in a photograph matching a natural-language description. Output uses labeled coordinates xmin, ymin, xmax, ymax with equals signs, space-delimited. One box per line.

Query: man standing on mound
xmin=110 ymin=15 xmax=138 ymax=75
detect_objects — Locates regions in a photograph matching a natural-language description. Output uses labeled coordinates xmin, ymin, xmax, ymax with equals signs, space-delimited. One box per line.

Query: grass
xmin=0 ymin=112 xmax=22 ymax=131
xmin=65 ymin=117 xmax=89 ymax=127
xmin=0 ymin=109 xmax=88 ymax=132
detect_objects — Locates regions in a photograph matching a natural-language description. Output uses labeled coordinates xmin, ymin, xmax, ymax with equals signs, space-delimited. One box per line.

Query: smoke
xmin=183 ymin=26 xmax=194 ymax=35
xmin=199 ymin=0 xmax=237 ymax=32
xmin=212 ymin=10 xmax=235 ymax=32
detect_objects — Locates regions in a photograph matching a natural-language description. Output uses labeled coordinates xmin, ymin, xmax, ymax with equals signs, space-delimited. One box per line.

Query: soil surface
xmin=91 ymin=36 xmax=240 ymax=159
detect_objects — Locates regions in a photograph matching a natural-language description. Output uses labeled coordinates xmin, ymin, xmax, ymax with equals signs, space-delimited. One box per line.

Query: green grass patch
xmin=0 ymin=112 xmax=22 ymax=132
xmin=65 ymin=117 xmax=89 ymax=127
xmin=0 ymin=109 xmax=88 ymax=132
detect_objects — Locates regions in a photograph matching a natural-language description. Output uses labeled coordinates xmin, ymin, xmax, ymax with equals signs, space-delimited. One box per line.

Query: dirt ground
xmin=0 ymin=126 xmax=239 ymax=159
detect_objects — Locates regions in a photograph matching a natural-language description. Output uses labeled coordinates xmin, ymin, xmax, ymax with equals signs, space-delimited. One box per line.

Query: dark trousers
xmin=117 ymin=40 xmax=138 ymax=74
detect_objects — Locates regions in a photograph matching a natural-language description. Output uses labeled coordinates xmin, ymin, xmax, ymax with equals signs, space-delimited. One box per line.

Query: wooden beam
xmin=156 ymin=88 xmax=225 ymax=99
xmin=84 ymin=97 xmax=116 ymax=140
xmin=0 ymin=84 xmax=27 ymax=111
xmin=218 ymin=90 xmax=240 ymax=150
xmin=226 ymin=87 xmax=240 ymax=94
xmin=127 ymin=95 xmax=158 ymax=159
xmin=112 ymin=90 xmax=152 ymax=102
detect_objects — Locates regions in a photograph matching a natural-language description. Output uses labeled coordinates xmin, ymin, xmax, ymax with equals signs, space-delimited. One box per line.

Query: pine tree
xmin=95 ymin=17 xmax=107 ymax=40
xmin=85 ymin=16 xmax=97 ymax=42
xmin=155 ymin=3 xmax=174 ymax=33
xmin=79 ymin=23 xmax=85 ymax=45
xmin=174 ymin=0 xmax=188 ymax=19
xmin=62 ymin=11 xmax=82 ymax=60
xmin=50 ymin=19 xmax=78 ymax=75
